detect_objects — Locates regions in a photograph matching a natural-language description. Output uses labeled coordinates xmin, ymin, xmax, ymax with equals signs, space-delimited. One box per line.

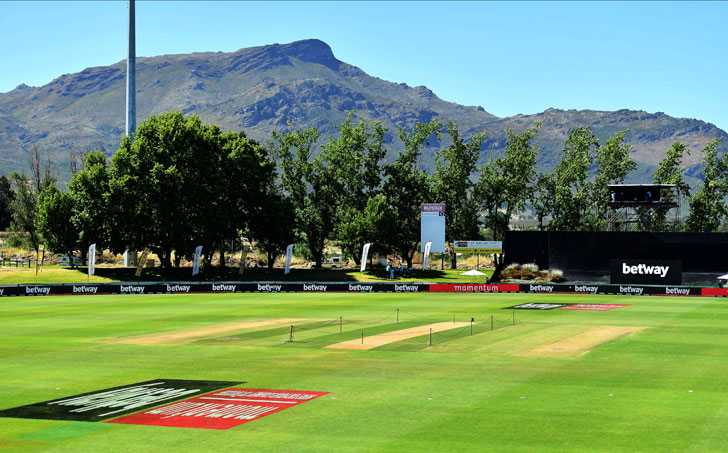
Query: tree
xmin=248 ymin=188 xmax=297 ymax=269
xmin=320 ymin=114 xmax=387 ymax=263
xmin=685 ymin=138 xmax=727 ymax=232
xmin=590 ymin=130 xmax=636 ymax=230
xmin=109 ymin=113 xmax=209 ymax=267
xmin=68 ymin=151 xmax=110 ymax=263
xmin=638 ymin=141 xmax=690 ymax=231
xmin=547 ymin=127 xmax=599 ymax=231
xmin=337 ymin=193 xmax=396 ymax=264
xmin=541 ymin=128 xmax=636 ymax=231
xmin=381 ymin=120 xmax=441 ymax=268
xmin=476 ymin=124 xmax=540 ymax=266
xmin=274 ymin=126 xmax=337 ymax=268
xmin=35 ymin=182 xmax=79 ymax=261
xmin=9 ymin=146 xmax=56 ymax=249
xmin=0 ymin=175 xmax=15 ymax=231
xmin=211 ymin=130 xmax=276 ymax=267
xmin=431 ymin=121 xmax=485 ymax=268
xmin=531 ymin=172 xmax=556 ymax=231
xmin=108 ymin=111 xmax=272 ymax=268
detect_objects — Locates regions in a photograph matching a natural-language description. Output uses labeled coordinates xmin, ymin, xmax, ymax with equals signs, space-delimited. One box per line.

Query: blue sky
xmin=1 ymin=1 xmax=727 ymax=130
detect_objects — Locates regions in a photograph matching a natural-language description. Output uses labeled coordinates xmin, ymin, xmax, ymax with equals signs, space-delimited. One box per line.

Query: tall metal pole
xmin=126 ymin=0 xmax=136 ymax=138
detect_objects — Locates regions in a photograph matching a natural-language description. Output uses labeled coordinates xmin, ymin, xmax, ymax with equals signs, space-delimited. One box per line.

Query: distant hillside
xmin=0 ymin=39 xmax=725 ymax=181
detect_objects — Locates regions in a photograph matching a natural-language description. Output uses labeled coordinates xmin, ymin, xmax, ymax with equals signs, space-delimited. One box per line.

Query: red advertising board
xmin=702 ymin=287 xmax=728 ymax=297
xmin=106 ymin=388 xmax=329 ymax=430
xmin=429 ymin=283 xmax=520 ymax=293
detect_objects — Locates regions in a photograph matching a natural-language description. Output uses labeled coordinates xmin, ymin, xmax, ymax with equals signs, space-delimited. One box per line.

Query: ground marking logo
xmin=559 ymin=304 xmax=629 ymax=311
xmin=0 ymin=379 xmax=240 ymax=422
xmin=106 ymin=388 xmax=329 ymax=430
xmin=506 ymin=303 xmax=571 ymax=310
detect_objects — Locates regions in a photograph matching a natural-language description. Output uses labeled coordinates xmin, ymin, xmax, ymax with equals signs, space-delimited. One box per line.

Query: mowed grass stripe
xmin=2 ymin=292 xmax=728 ymax=452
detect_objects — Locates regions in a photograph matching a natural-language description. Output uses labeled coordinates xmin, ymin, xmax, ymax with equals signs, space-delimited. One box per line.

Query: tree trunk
xmin=220 ymin=250 xmax=226 ymax=268
xmin=160 ymin=249 xmax=172 ymax=268
xmin=450 ymin=244 xmax=457 ymax=270
xmin=174 ymin=254 xmax=181 ymax=267
xmin=404 ymin=251 xmax=414 ymax=269
xmin=313 ymin=249 xmax=323 ymax=268
xmin=267 ymin=251 xmax=275 ymax=269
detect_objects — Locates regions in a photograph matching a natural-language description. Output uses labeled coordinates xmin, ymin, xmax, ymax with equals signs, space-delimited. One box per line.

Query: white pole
xmin=126 ymin=0 xmax=136 ymax=138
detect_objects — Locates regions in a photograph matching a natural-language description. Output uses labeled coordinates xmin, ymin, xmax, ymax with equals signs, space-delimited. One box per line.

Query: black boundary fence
xmin=504 ymin=231 xmax=728 ymax=274
xmin=2 ymin=281 xmax=728 ymax=297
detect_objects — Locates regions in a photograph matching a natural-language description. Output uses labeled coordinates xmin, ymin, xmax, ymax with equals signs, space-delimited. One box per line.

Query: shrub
xmin=549 ymin=269 xmax=564 ymax=282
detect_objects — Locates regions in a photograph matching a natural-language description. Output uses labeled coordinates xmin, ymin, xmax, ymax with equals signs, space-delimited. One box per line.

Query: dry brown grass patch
xmin=523 ymin=325 xmax=646 ymax=357
xmin=109 ymin=318 xmax=316 ymax=345
xmin=325 ymin=322 xmax=472 ymax=351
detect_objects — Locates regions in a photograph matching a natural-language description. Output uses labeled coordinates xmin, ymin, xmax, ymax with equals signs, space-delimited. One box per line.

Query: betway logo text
xmin=212 ymin=284 xmax=236 ymax=292
xmin=395 ymin=284 xmax=419 ymax=292
xmin=620 ymin=286 xmax=644 ymax=295
xmin=303 ymin=284 xmax=327 ymax=291
xmin=665 ymin=287 xmax=690 ymax=296
xmin=258 ymin=284 xmax=281 ymax=292
xmin=121 ymin=285 xmax=145 ymax=294
xmin=575 ymin=285 xmax=599 ymax=294
xmin=622 ymin=263 xmax=670 ymax=278
xmin=349 ymin=284 xmax=373 ymax=292
xmin=529 ymin=284 xmax=553 ymax=292
xmin=166 ymin=285 xmax=190 ymax=293
xmin=73 ymin=286 xmax=98 ymax=294
xmin=26 ymin=286 xmax=51 ymax=295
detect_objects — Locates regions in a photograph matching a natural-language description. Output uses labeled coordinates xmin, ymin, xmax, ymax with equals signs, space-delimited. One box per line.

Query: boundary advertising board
xmin=0 ymin=281 xmax=715 ymax=297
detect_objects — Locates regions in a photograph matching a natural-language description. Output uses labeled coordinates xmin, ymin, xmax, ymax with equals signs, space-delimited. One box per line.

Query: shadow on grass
xmin=72 ymin=266 xmax=488 ymax=283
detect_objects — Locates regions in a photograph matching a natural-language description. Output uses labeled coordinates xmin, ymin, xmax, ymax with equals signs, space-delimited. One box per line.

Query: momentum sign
xmin=454 ymin=240 xmax=502 ymax=254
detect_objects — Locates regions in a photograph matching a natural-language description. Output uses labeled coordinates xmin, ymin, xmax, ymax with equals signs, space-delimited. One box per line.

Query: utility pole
xmin=126 ymin=0 xmax=136 ymax=138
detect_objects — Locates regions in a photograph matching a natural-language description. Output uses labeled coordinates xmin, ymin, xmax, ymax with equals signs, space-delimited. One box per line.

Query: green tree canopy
xmin=685 ymin=138 xmax=728 ymax=232
xmin=35 ymin=182 xmax=79 ymax=260
xmin=381 ymin=120 xmax=441 ymax=268
xmin=68 ymin=151 xmax=110 ymax=262
xmin=431 ymin=121 xmax=485 ymax=268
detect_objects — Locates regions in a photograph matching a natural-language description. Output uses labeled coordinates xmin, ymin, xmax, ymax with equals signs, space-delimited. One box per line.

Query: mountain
xmin=0 ymin=39 xmax=725 ymax=181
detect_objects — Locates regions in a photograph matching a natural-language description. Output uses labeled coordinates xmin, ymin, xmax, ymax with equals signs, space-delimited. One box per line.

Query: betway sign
xmin=611 ymin=259 xmax=682 ymax=285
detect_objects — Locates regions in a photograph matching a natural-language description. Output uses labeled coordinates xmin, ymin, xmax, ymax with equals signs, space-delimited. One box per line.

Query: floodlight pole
xmin=126 ymin=0 xmax=136 ymax=138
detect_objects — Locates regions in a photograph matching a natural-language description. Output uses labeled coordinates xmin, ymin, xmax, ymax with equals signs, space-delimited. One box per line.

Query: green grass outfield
xmin=2 ymin=292 xmax=728 ymax=451
xmin=0 ymin=266 xmax=491 ymax=284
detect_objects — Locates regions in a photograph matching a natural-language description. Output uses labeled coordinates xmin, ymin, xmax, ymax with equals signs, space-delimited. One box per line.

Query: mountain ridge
xmin=0 ymin=38 xmax=725 ymax=180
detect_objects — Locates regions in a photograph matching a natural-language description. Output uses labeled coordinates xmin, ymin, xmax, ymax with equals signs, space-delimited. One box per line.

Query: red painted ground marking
xmin=558 ymin=304 xmax=629 ymax=311
xmin=105 ymin=388 xmax=329 ymax=430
